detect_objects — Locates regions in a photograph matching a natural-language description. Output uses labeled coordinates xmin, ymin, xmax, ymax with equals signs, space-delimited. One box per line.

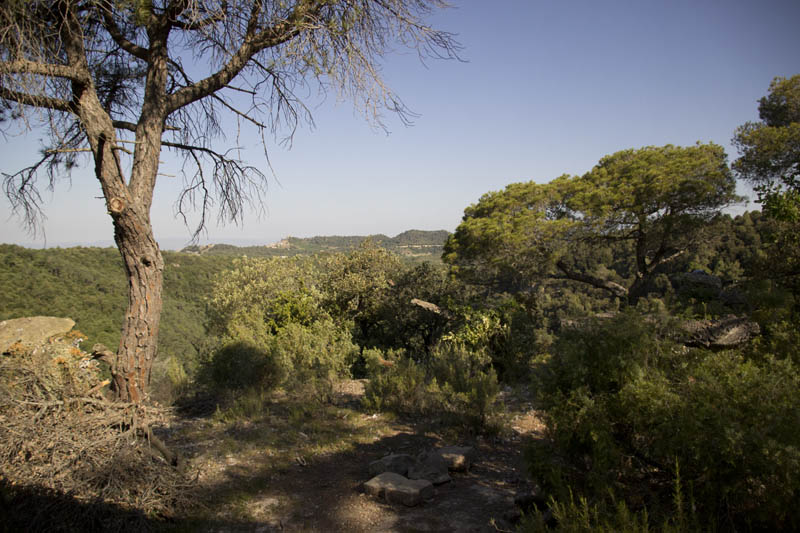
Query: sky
xmin=2 ymin=0 xmax=799 ymax=250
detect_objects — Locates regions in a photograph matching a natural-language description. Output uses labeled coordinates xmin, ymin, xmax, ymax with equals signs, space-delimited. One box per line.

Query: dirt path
xmin=163 ymin=382 xmax=543 ymax=532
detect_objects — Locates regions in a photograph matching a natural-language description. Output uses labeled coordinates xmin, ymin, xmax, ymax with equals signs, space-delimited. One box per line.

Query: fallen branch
xmin=411 ymin=298 xmax=453 ymax=319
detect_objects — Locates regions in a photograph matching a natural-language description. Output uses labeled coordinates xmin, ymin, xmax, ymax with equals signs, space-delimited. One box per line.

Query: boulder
xmin=682 ymin=315 xmax=760 ymax=349
xmin=437 ymin=446 xmax=474 ymax=472
xmin=368 ymin=453 xmax=415 ymax=477
xmin=408 ymin=450 xmax=451 ymax=485
xmin=0 ymin=316 xmax=76 ymax=353
xmin=363 ymin=472 xmax=434 ymax=507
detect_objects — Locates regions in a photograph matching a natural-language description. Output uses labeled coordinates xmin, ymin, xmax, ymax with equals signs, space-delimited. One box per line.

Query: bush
xmin=429 ymin=342 xmax=500 ymax=428
xmin=200 ymin=320 xmax=358 ymax=404
xmin=529 ymin=310 xmax=800 ymax=530
xmin=363 ymin=341 xmax=500 ymax=431
xmin=363 ymin=355 xmax=432 ymax=414
xmin=269 ymin=319 xmax=358 ymax=402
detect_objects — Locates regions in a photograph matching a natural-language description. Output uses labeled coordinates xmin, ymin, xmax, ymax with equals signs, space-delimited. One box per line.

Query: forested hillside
xmin=0 ymin=245 xmax=236 ymax=399
xmin=180 ymin=229 xmax=449 ymax=262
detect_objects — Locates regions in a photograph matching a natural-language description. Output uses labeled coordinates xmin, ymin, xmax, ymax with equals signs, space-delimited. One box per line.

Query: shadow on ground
xmin=161 ymin=391 xmax=530 ymax=532
xmin=4 ymin=385 xmax=535 ymax=533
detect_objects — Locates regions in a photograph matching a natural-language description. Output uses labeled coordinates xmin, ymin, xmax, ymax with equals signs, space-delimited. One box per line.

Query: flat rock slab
xmin=368 ymin=453 xmax=415 ymax=477
xmin=438 ymin=446 xmax=474 ymax=472
xmin=364 ymin=472 xmax=434 ymax=507
xmin=0 ymin=316 xmax=75 ymax=353
xmin=408 ymin=450 xmax=451 ymax=485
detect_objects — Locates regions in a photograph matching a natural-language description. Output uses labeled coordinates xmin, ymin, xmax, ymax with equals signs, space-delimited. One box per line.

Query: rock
xmin=408 ymin=450 xmax=451 ymax=485
xmin=682 ymin=315 xmax=760 ymax=348
xmin=368 ymin=453 xmax=416 ymax=477
xmin=437 ymin=446 xmax=474 ymax=472
xmin=363 ymin=472 xmax=434 ymax=507
xmin=0 ymin=316 xmax=76 ymax=353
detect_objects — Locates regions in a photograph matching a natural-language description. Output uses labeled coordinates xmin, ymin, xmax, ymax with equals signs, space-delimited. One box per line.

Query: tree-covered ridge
xmin=181 ymin=229 xmax=451 ymax=261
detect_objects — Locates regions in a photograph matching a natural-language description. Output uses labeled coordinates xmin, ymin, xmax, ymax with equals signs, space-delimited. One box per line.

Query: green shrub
xmin=530 ymin=310 xmax=800 ymax=530
xmin=519 ymin=476 xmax=701 ymax=533
xmin=199 ymin=319 xmax=357 ymax=403
xmin=268 ymin=319 xmax=358 ymax=402
xmin=363 ymin=354 xmax=431 ymax=414
xmin=429 ymin=342 xmax=499 ymax=428
xmin=363 ymin=342 xmax=499 ymax=431
xmin=200 ymin=340 xmax=283 ymax=394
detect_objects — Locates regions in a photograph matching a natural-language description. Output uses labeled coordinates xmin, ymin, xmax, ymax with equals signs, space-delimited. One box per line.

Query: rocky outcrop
xmin=0 ymin=316 xmax=76 ymax=353
xmin=682 ymin=315 xmax=760 ymax=348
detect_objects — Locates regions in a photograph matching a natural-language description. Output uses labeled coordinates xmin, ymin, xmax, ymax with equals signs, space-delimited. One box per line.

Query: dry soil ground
xmin=161 ymin=380 xmax=545 ymax=532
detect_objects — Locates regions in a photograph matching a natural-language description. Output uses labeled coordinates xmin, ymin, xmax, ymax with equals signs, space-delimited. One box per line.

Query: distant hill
xmin=181 ymin=229 xmax=450 ymax=262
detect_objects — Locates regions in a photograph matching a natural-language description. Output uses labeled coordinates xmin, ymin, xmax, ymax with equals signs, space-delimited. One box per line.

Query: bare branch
xmin=165 ymin=0 xmax=324 ymax=114
xmin=0 ymin=59 xmax=88 ymax=82
xmin=97 ymin=1 xmax=150 ymax=60
xmin=0 ymin=86 xmax=73 ymax=113
xmin=162 ymin=139 xmax=268 ymax=241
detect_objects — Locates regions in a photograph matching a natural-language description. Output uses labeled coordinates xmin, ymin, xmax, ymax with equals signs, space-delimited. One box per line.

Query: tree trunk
xmin=110 ymin=203 xmax=164 ymax=403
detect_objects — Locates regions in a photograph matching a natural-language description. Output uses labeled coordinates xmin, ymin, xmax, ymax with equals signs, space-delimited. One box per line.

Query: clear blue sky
xmin=2 ymin=0 xmax=799 ymax=249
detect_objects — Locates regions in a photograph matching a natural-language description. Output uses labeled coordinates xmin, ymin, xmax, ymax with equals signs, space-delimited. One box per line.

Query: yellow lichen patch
xmin=6 ymin=342 xmax=27 ymax=356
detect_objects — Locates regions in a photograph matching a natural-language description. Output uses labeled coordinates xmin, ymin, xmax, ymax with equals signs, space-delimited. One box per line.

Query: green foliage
xmin=206 ymin=255 xmax=325 ymax=344
xmin=520 ymin=474 xmax=701 ymax=533
xmin=201 ymin=340 xmax=281 ymax=393
xmin=365 ymin=261 xmax=463 ymax=357
xmin=445 ymin=144 xmax=738 ymax=305
xmin=733 ymin=75 xmax=800 ymax=197
xmin=428 ymin=342 xmax=500 ymax=428
xmin=529 ymin=310 xmax=800 ymax=530
xmin=201 ymin=319 xmax=357 ymax=403
xmin=733 ymin=74 xmax=800 ymax=296
xmin=0 ymin=245 xmax=234 ymax=401
xmin=319 ymin=241 xmax=402 ymax=326
xmin=268 ymin=319 xmax=358 ymax=402
xmin=363 ymin=340 xmax=499 ymax=431
xmin=363 ymin=354 xmax=432 ymax=414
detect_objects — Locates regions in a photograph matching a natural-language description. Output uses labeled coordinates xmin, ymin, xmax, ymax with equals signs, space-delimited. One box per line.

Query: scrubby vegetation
xmin=3 ymin=75 xmax=800 ymax=531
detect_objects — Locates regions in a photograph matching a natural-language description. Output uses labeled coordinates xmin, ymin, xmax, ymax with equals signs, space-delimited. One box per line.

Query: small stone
xmin=408 ymin=450 xmax=451 ymax=485
xmin=364 ymin=472 xmax=434 ymax=507
xmin=368 ymin=453 xmax=415 ymax=477
xmin=437 ymin=446 xmax=474 ymax=472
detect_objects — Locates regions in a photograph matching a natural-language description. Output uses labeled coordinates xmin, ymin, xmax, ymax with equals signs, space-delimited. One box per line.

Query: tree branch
xmin=0 ymin=59 xmax=88 ymax=82
xmin=162 ymin=140 xmax=267 ymax=240
xmin=165 ymin=0 xmax=324 ymax=114
xmin=0 ymin=86 xmax=73 ymax=113
xmin=99 ymin=5 xmax=150 ymax=60
xmin=554 ymin=260 xmax=629 ymax=299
